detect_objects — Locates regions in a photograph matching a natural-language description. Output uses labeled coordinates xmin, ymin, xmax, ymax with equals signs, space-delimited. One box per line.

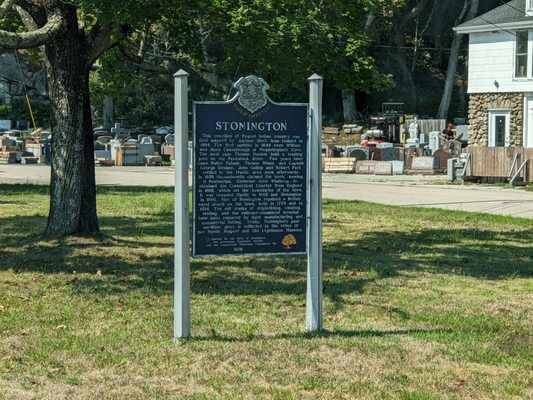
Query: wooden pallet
xmin=0 ymin=151 xmax=17 ymax=163
xmin=322 ymin=157 xmax=357 ymax=173
xmin=0 ymin=146 xmax=19 ymax=152
xmin=115 ymin=145 xmax=140 ymax=166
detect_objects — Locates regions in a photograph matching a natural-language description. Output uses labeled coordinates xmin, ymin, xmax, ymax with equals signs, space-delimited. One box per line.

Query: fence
xmin=467 ymin=146 xmax=533 ymax=182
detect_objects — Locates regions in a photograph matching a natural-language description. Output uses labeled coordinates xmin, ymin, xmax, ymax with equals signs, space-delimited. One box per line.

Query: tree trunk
xmin=79 ymin=71 xmax=99 ymax=234
xmin=44 ymin=7 xmax=99 ymax=236
xmin=102 ymin=95 xmax=114 ymax=128
xmin=342 ymin=89 xmax=357 ymax=123
xmin=437 ymin=0 xmax=479 ymax=120
xmin=459 ymin=61 xmax=468 ymax=117
xmin=393 ymin=23 xmax=417 ymax=109
xmin=436 ymin=32 xmax=463 ymax=120
xmin=392 ymin=0 xmax=431 ymax=111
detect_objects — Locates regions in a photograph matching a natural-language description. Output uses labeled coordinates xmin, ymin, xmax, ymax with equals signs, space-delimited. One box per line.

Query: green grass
xmin=1 ymin=184 xmax=532 ymax=399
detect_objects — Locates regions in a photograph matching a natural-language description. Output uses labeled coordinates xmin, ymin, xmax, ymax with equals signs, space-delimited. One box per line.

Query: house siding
xmin=468 ymin=93 xmax=523 ymax=146
xmin=468 ymin=32 xmax=533 ymax=94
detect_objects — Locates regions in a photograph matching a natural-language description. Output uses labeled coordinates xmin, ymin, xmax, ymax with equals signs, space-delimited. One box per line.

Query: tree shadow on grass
xmin=97 ymin=214 xmax=174 ymax=238
xmin=1 ymin=210 xmax=532 ymax=302
xmin=1 ymin=182 xmax=532 ymax=299
xmin=96 ymin=186 xmax=174 ymax=194
xmin=330 ymin=227 xmax=533 ymax=278
xmin=190 ymin=327 xmax=454 ymax=343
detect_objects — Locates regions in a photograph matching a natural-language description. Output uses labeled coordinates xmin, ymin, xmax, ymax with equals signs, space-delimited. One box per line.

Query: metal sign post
xmin=173 ymin=72 xmax=323 ymax=338
xmin=174 ymin=70 xmax=190 ymax=339
xmin=306 ymin=74 xmax=323 ymax=332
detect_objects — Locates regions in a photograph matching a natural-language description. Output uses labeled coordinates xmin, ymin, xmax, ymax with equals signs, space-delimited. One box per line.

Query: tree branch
xmin=15 ymin=5 xmax=39 ymax=31
xmin=0 ymin=0 xmax=15 ymax=19
xmin=0 ymin=11 xmax=66 ymax=49
xmin=117 ymin=40 xmax=144 ymax=64
xmin=13 ymin=0 xmax=45 ymax=24
xmin=84 ymin=21 xmax=114 ymax=69
xmin=399 ymin=0 xmax=431 ymax=30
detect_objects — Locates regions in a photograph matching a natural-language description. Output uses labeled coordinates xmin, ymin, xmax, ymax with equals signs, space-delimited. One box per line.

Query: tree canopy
xmin=0 ymin=0 xmax=200 ymax=236
xmin=0 ymin=0 xmax=506 ymax=236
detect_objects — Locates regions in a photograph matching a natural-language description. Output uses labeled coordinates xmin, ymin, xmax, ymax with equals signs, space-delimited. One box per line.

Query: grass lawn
xmin=0 ymin=184 xmax=532 ymax=400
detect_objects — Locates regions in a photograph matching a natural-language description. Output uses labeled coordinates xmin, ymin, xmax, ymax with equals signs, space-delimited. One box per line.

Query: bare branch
xmin=0 ymin=0 xmax=16 ymax=19
xmin=399 ymin=0 xmax=431 ymax=30
xmin=0 ymin=11 xmax=66 ymax=49
xmin=137 ymin=26 xmax=150 ymax=59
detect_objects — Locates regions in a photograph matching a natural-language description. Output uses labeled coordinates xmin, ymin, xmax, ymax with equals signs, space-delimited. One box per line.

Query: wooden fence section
xmin=467 ymin=147 xmax=533 ymax=182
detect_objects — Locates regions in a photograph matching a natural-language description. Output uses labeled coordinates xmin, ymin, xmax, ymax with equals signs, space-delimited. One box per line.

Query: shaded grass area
xmin=0 ymin=184 xmax=532 ymax=399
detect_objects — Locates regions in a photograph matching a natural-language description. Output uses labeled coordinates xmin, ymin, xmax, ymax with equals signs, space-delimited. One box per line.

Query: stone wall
xmin=468 ymin=93 xmax=523 ymax=146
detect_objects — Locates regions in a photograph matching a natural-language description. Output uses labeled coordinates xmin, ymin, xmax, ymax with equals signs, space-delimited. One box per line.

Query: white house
xmin=455 ymin=0 xmax=533 ymax=148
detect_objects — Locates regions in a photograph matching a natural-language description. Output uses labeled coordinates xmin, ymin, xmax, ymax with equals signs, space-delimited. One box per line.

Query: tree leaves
xmin=200 ymin=0 xmax=398 ymax=96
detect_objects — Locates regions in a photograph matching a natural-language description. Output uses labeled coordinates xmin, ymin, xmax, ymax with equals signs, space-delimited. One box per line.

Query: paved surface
xmin=1 ymin=164 xmax=533 ymax=219
xmin=322 ymin=174 xmax=533 ymax=219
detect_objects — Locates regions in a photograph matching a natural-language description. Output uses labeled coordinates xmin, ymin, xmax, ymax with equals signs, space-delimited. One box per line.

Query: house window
xmin=516 ymin=31 xmax=529 ymax=77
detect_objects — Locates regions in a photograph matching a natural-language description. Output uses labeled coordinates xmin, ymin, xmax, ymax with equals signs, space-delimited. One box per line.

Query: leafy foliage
xmin=202 ymin=0 xmax=397 ymax=97
xmin=90 ymin=49 xmax=175 ymax=127
xmin=0 ymin=98 xmax=49 ymax=126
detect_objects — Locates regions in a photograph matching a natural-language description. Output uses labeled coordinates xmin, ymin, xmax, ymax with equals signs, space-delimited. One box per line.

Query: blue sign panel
xmin=193 ymin=99 xmax=308 ymax=256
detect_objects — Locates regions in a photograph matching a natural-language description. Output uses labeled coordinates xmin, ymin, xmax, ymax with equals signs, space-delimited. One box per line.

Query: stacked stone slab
xmin=0 ymin=151 xmax=16 ymax=163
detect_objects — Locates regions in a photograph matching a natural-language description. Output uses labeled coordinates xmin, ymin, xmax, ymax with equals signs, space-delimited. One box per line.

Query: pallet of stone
xmin=115 ymin=145 xmax=140 ymax=166
xmin=97 ymin=158 xmax=115 ymax=166
xmin=355 ymin=160 xmax=379 ymax=174
xmin=323 ymin=127 xmax=340 ymax=135
xmin=374 ymin=161 xmax=393 ymax=175
xmin=144 ymin=155 xmax=162 ymax=166
xmin=0 ymin=145 xmax=19 ymax=152
xmin=409 ymin=156 xmax=439 ymax=175
xmin=391 ymin=160 xmax=405 ymax=175
xmin=0 ymin=151 xmax=17 ymax=163
xmin=21 ymin=156 xmax=38 ymax=165
xmin=322 ymin=157 xmax=357 ymax=173
xmin=161 ymin=144 xmax=174 ymax=160
xmin=399 ymin=147 xmax=424 ymax=169
xmin=342 ymin=124 xmax=363 ymax=134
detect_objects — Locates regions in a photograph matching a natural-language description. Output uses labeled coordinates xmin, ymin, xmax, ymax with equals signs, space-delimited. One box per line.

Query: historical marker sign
xmin=174 ymin=72 xmax=323 ymax=338
xmin=193 ymin=76 xmax=308 ymax=256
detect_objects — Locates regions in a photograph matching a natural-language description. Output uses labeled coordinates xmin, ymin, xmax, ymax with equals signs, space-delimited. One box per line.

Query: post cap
xmin=308 ymin=73 xmax=323 ymax=81
xmin=174 ymin=69 xmax=189 ymax=77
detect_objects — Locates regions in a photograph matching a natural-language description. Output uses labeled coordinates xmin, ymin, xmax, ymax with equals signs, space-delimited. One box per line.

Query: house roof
xmin=455 ymin=0 xmax=533 ymax=33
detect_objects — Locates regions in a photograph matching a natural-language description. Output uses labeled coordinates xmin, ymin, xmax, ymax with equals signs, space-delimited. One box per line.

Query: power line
xmin=374 ymin=44 xmax=468 ymax=52
xmin=498 ymin=0 xmax=523 ymax=15
xmin=376 ymin=3 xmax=522 ymax=52
xmin=472 ymin=0 xmax=533 ymax=39
xmin=474 ymin=14 xmax=521 ymax=38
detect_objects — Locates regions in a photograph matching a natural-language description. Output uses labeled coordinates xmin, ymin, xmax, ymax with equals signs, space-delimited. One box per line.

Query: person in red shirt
xmin=442 ymin=122 xmax=455 ymax=140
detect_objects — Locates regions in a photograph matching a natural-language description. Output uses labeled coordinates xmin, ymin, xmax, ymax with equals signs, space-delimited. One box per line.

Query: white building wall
xmin=468 ymin=31 xmax=533 ymax=94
